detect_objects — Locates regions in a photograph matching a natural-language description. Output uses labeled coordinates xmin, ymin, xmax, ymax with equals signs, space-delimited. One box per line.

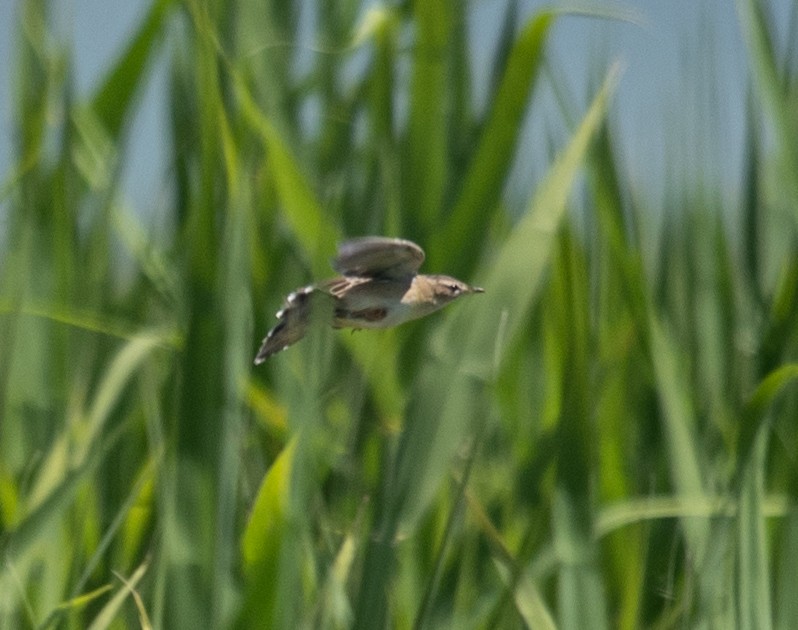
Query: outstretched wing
xmin=253 ymin=286 xmax=336 ymax=363
xmin=332 ymin=237 xmax=425 ymax=279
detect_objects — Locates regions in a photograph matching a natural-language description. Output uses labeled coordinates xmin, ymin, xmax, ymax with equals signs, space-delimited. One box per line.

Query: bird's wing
xmin=253 ymin=285 xmax=337 ymax=363
xmin=332 ymin=237 xmax=425 ymax=278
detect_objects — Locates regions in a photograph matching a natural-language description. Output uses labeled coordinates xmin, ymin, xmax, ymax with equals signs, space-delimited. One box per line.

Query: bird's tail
xmin=254 ymin=286 xmax=332 ymax=363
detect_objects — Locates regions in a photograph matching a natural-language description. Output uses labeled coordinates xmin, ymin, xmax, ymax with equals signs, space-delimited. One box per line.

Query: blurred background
xmin=3 ymin=0 xmax=796 ymax=221
xmin=1 ymin=0 xmax=797 ymax=628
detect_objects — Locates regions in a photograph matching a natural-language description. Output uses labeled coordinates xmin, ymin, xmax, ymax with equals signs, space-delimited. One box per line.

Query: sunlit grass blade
xmin=432 ymin=11 xmax=556 ymax=273
xmin=0 ymin=425 xmax=128 ymax=602
xmin=396 ymin=62 xmax=620 ymax=527
xmin=737 ymin=428 xmax=772 ymax=630
xmin=647 ymin=316 xmax=707 ymax=553
xmin=91 ymin=0 xmax=172 ymax=139
xmin=84 ymin=332 xmax=171 ymax=453
xmin=85 ymin=560 xmax=150 ymax=630
xmin=444 ymin=61 xmax=622 ymax=370
xmin=36 ymin=585 xmax=114 ymax=629
xmin=235 ymin=72 xmax=340 ymax=275
xmin=317 ymin=527 xmax=357 ymax=628
xmin=239 ymin=438 xmax=301 ymax=628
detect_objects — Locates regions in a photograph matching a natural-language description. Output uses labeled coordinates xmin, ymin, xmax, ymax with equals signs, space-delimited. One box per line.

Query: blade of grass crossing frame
xmin=647 ymin=314 xmax=740 ymax=620
xmin=737 ymin=427 xmax=773 ymax=630
xmin=648 ymin=316 xmax=708 ymax=556
xmin=589 ymin=125 xmax=648 ymax=628
xmin=775 ymin=510 xmax=798 ymax=628
xmin=432 ymin=11 xmax=555 ymax=273
xmin=551 ymin=232 xmax=609 ymax=630
xmin=240 ymin=439 xmax=301 ymax=628
xmin=235 ymin=74 xmax=339 ymax=277
xmin=404 ymin=0 xmax=453 ymax=232
xmin=86 ymin=560 xmax=150 ymax=630
xmin=166 ymin=7 xmax=228 ymax=626
xmin=214 ymin=105 xmax=251 ymax=626
xmin=736 ymin=0 xmax=798 ymax=211
xmin=395 ymin=62 xmax=621 ymax=532
xmin=735 ymin=363 xmax=798 ymax=484
xmin=91 ymin=0 xmax=172 ymax=139
xmin=443 ymin=62 xmax=622 ymax=370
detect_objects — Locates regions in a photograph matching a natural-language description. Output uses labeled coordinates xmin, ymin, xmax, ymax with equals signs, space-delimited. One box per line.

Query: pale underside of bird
xmin=254 ymin=237 xmax=484 ymax=363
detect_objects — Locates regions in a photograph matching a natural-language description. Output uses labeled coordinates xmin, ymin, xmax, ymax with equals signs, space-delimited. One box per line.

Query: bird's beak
xmin=471 ymin=286 xmax=485 ymax=294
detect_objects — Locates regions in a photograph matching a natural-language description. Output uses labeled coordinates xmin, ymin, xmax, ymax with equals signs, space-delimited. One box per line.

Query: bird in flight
xmin=254 ymin=236 xmax=484 ymax=363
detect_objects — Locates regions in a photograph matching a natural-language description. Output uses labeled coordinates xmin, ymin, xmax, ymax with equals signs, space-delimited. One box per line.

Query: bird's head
xmin=427 ymin=275 xmax=484 ymax=305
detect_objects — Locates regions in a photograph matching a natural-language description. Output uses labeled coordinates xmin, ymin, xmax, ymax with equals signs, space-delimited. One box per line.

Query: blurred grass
xmin=1 ymin=0 xmax=798 ymax=628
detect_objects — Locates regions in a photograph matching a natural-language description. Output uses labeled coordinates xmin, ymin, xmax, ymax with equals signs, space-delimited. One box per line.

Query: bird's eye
xmin=448 ymin=284 xmax=461 ymax=295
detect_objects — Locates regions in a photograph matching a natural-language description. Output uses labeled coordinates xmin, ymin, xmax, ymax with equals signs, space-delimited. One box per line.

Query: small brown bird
xmin=254 ymin=237 xmax=484 ymax=363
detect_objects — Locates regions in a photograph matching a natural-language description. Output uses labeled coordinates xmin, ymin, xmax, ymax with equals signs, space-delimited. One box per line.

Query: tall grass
xmin=1 ymin=0 xmax=797 ymax=628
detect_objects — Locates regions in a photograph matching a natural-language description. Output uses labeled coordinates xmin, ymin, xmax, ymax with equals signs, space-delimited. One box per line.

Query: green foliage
xmin=1 ymin=0 xmax=797 ymax=628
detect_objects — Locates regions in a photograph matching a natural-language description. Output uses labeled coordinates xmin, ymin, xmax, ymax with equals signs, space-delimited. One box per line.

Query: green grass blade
xmin=441 ymin=62 xmax=621 ymax=372
xmin=467 ymin=488 xmax=557 ymax=630
xmin=775 ymin=510 xmax=798 ymax=629
xmin=432 ymin=11 xmax=556 ymax=272
xmin=235 ymin=74 xmax=340 ymax=276
xmin=403 ymin=0 xmax=453 ymax=232
xmin=736 ymin=0 xmax=798 ymax=211
xmin=648 ymin=316 xmax=708 ymax=553
xmin=86 ymin=560 xmax=149 ymax=630
xmin=396 ymin=61 xmax=621 ymax=530
xmin=91 ymin=0 xmax=172 ymax=139
xmin=736 ymin=363 xmax=798 ymax=481
xmin=84 ymin=332 xmax=171 ymax=452
xmin=213 ymin=109 xmax=252 ymax=627
xmin=239 ymin=439 xmax=300 ymax=628
xmin=737 ymin=428 xmax=773 ymax=630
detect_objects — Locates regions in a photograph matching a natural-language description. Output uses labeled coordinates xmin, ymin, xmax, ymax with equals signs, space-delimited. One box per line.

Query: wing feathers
xmin=332 ymin=237 xmax=424 ymax=279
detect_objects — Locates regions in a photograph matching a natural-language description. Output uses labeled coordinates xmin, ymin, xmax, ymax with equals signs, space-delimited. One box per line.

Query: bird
xmin=254 ymin=236 xmax=484 ymax=363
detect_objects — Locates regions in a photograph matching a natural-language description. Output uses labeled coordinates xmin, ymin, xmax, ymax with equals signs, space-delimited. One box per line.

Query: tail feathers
xmin=254 ymin=286 xmax=331 ymax=363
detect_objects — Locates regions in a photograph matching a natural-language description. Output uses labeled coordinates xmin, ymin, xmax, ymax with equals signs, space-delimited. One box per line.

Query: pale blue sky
xmin=0 ymin=0 xmax=794 ymax=223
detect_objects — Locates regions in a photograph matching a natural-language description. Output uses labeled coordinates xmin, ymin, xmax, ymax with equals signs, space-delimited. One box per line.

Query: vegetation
xmin=1 ymin=0 xmax=797 ymax=628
